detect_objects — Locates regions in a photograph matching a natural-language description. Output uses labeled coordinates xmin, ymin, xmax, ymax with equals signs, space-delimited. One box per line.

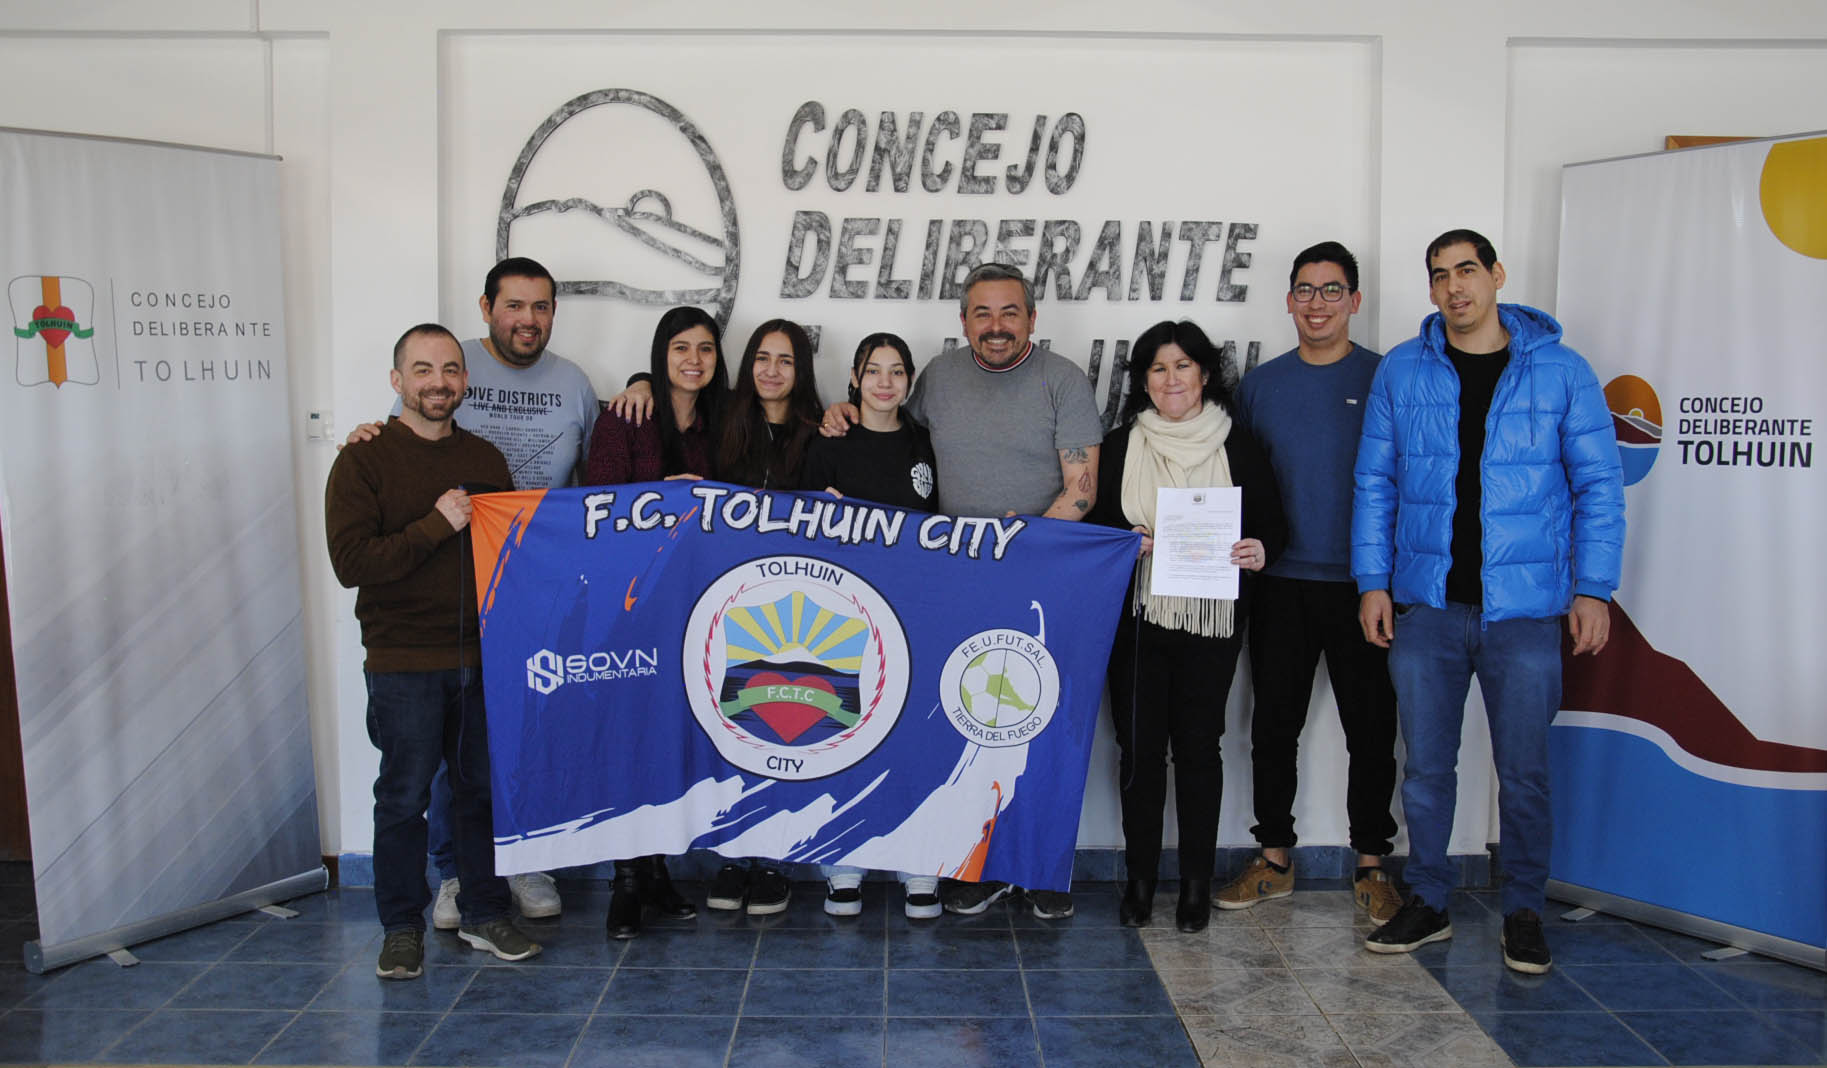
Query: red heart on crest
xmin=744 ymin=672 xmax=837 ymax=745
xmin=33 ymin=305 xmax=74 ymax=348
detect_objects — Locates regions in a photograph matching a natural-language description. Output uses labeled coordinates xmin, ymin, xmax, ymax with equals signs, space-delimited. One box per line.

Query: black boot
xmin=638 ymin=855 xmax=698 ymax=920
xmin=606 ymin=860 xmax=643 ymax=940
xmin=1119 ymin=878 xmax=1156 ymax=927
xmin=1176 ymin=878 xmax=1212 ymax=933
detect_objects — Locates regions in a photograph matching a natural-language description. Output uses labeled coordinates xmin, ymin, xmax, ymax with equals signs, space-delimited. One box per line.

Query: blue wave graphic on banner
xmin=471 ymin=482 xmax=1138 ymax=891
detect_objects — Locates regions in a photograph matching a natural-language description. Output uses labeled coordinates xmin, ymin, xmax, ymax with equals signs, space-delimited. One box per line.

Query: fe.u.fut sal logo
xmin=938 ymin=626 xmax=1061 ymax=748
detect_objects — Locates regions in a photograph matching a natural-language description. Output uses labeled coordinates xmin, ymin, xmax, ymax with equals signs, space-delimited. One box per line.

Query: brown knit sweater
xmin=325 ymin=417 xmax=511 ymax=672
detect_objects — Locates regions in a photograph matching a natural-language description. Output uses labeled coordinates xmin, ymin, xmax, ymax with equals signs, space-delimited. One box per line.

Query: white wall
xmin=3 ymin=0 xmax=1825 ymax=862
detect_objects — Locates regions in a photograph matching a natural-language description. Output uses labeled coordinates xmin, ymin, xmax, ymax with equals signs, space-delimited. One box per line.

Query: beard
xmin=403 ymin=387 xmax=459 ymax=422
xmin=489 ymin=322 xmax=547 ymax=367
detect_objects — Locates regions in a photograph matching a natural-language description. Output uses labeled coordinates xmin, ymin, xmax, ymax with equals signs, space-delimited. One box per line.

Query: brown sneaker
xmin=1215 ymin=855 xmax=1294 ymax=910
xmin=1354 ymin=868 xmax=1403 ymax=923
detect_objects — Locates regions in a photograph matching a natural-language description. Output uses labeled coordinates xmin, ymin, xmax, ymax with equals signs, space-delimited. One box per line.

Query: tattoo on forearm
xmin=1074 ymin=499 xmax=1089 ymax=512
xmin=1076 ymin=472 xmax=1093 ymax=493
xmin=1062 ymin=446 xmax=1089 ymax=463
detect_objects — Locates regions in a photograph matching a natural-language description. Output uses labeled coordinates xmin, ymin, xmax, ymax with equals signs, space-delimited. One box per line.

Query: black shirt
xmin=1444 ymin=342 xmax=1511 ymax=607
xmin=801 ymin=422 xmax=938 ymax=511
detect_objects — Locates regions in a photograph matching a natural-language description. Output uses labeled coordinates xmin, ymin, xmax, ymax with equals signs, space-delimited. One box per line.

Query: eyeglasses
xmin=1291 ymin=282 xmax=1351 ymax=303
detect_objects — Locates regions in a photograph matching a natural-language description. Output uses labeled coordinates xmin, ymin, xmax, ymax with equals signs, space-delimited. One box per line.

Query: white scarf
xmin=1120 ymin=402 xmax=1236 ymax=637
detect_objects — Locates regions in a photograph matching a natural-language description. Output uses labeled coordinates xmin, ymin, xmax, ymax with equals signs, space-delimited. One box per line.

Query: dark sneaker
xmin=1354 ymin=868 xmax=1404 ymax=924
xmin=375 ymin=928 xmax=423 ymax=980
xmin=1502 ymin=909 xmax=1553 ymax=974
xmin=459 ymin=919 xmax=542 ymax=961
xmin=1029 ymin=889 xmax=1075 ymax=920
xmin=706 ymin=863 xmax=749 ymax=911
xmin=941 ymin=879 xmax=1012 ymax=916
xmin=1364 ymin=896 xmax=1452 ymax=953
xmin=747 ymin=868 xmax=791 ymax=916
xmin=824 ymin=881 xmax=864 ymax=917
xmin=1216 ymin=855 xmax=1294 ymax=910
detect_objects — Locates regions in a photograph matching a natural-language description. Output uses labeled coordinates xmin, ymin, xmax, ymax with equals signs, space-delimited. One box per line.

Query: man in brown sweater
xmin=325 ymin=322 xmax=539 ymax=979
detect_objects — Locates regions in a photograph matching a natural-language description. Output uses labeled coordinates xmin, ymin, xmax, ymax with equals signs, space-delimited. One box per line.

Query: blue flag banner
xmin=470 ymin=482 xmax=1139 ymax=891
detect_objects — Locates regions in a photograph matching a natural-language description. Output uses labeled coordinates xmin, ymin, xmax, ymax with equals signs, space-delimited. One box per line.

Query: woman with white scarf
xmin=1090 ymin=320 xmax=1286 ymax=932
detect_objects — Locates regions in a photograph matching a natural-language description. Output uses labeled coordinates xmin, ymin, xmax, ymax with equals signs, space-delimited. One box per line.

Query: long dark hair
xmin=716 ymin=319 xmax=821 ymax=488
xmin=649 ymin=306 xmax=729 ymax=476
xmin=846 ymin=332 xmax=917 ymax=408
xmin=1117 ymin=320 xmax=1232 ymax=427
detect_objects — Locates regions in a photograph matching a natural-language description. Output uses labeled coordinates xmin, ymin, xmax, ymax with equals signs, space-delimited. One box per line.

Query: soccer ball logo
xmin=958 ymin=648 xmax=1043 ymax=730
xmin=939 ymin=627 xmax=1060 ymax=748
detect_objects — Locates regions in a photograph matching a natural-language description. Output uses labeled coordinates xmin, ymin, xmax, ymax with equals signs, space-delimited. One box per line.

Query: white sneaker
xmin=904 ymin=875 xmax=942 ymax=920
xmin=432 ymin=878 xmax=461 ymax=930
xmin=510 ymin=872 xmax=562 ymax=919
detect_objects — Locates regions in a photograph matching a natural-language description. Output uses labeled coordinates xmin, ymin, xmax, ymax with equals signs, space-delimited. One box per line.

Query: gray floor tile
xmin=1156 ymin=967 xmax=1320 ymax=1016
xmin=1292 ymin=963 xmax=1461 ymax=1015
xmin=1327 ymin=1011 xmax=1513 ymax=1068
xmin=1140 ymin=925 xmax=1284 ymax=971
xmin=1179 ymin=1012 xmax=1360 ymax=1068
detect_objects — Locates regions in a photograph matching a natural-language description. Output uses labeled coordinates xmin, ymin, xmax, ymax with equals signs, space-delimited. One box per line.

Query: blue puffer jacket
xmin=1351 ymin=303 xmax=1625 ymax=622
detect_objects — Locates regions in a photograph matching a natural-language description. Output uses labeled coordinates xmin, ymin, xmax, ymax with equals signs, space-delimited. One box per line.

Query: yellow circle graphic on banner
xmin=1760 ymin=137 xmax=1827 ymax=259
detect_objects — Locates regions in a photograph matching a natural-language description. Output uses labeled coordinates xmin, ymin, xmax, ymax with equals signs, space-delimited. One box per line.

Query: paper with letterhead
xmin=1150 ymin=486 xmax=1242 ymax=600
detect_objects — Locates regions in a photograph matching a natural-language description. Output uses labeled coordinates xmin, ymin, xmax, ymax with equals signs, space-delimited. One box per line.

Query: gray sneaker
xmin=458 ymin=919 xmax=542 ymax=962
xmin=375 ymin=928 xmax=423 ymax=980
xmin=432 ymin=878 xmax=461 ymax=930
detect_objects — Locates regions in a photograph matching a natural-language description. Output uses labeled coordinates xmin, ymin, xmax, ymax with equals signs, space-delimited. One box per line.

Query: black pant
xmin=1246 ymin=575 xmax=1399 ymax=856
xmin=1106 ymin=612 xmax=1244 ymax=882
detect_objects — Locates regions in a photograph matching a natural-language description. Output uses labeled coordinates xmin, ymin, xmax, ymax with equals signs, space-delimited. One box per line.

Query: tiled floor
xmin=0 ymin=862 xmax=1822 ymax=1067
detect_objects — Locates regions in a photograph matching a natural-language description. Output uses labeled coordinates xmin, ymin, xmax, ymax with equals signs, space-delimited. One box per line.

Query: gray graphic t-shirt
xmin=453 ymin=340 xmax=599 ymax=489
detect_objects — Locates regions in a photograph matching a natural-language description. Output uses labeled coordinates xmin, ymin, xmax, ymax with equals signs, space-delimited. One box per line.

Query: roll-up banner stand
xmin=1552 ymin=132 xmax=1827 ymax=971
xmin=0 ymin=128 xmax=324 ymax=973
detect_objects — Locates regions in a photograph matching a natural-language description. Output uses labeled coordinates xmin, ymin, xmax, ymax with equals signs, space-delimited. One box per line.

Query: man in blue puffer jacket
xmin=1351 ymin=229 xmax=1625 ymax=975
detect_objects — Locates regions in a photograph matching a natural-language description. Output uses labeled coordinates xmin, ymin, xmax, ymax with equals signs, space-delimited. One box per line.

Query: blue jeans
xmin=365 ymin=668 xmax=510 ymax=931
xmin=1388 ymin=602 xmax=1560 ymax=917
xmin=427 ymin=765 xmax=457 ymax=881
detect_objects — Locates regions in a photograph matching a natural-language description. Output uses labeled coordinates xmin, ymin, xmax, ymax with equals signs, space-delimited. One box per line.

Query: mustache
xmin=978 ymin=331 xmax=1017 ymax=343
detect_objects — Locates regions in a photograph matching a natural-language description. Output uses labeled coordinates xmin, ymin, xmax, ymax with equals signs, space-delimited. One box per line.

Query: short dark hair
xmin=1425 ymin=229 xmax=1498 ymax=273
xmin=1289 ymin=241 xmax=1360 ymax=292
xmin=847 ymin=332 xmax=917 ymax=408
xmin=392 ymin=322 xmax=460 ymax=369
xmin=483 ymin=257 xmax=557 ymax=308
xmin=1118 ymin=320 xmax=1231 ymax=426
xmin=959 ymin=262 xmax=1035 ymax=317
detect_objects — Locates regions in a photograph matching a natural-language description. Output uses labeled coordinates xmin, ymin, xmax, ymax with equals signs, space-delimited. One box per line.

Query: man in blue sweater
xmin=1353 ymin=229 xmax=1625 ymax=974
xmin=1224 ymin=243 xmax=1402 ymax=923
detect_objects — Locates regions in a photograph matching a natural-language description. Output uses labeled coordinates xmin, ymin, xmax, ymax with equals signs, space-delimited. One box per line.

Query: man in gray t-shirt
xmin=903 ymin=264 xmax=1104 ymax=521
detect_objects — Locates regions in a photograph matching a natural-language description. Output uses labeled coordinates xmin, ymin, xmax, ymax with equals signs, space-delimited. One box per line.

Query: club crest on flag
xmin=684 ymin=554 xmax=909 ymax=781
